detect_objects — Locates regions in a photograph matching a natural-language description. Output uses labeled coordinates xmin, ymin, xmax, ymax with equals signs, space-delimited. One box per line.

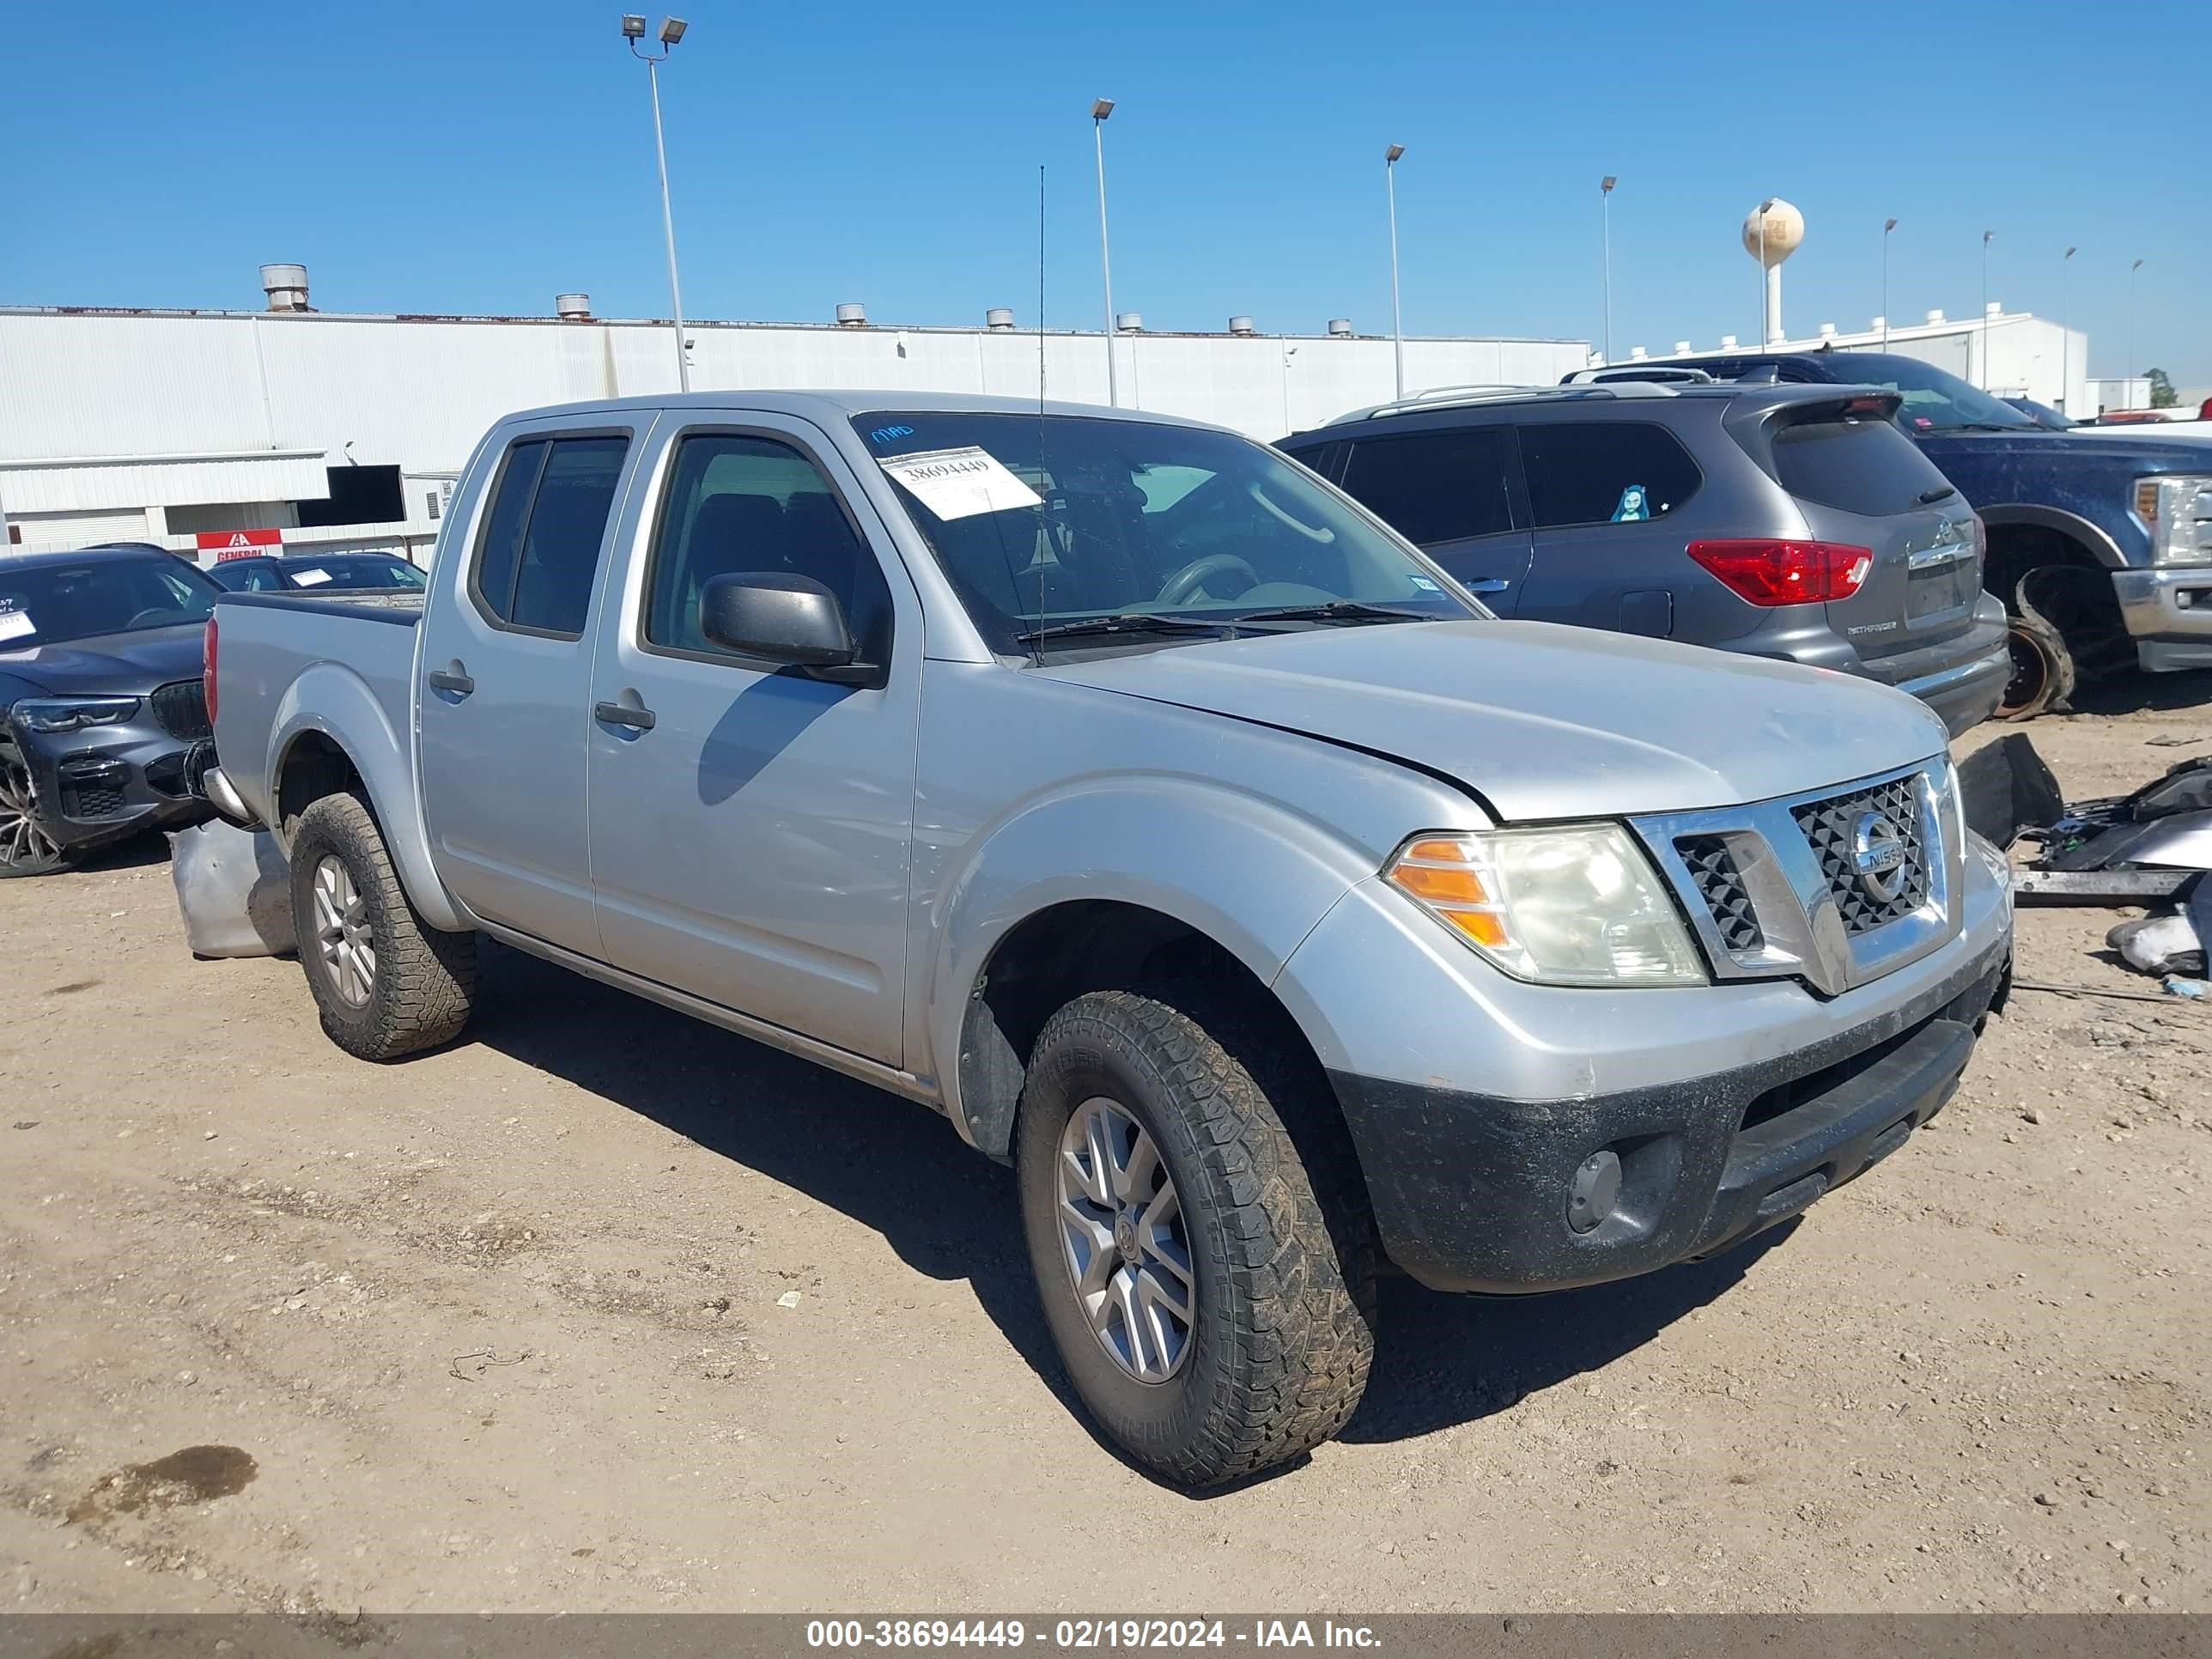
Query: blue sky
xmin=7 ymin=0 xmax=2207 ymax=386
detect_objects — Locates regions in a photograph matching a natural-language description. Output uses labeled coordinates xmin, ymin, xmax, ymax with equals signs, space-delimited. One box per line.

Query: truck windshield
xmin=1828 ymin=353 xmax=2039 ymax=433
xmin=0 ymin=556 xmax=218 ymax=646
xmin=854 ymin=411 xmax=1474 ymax=653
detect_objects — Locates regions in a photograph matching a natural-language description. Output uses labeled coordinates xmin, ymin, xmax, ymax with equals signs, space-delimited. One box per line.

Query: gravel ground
xmin=2 ymin=677 xmax=2207 ymax=1618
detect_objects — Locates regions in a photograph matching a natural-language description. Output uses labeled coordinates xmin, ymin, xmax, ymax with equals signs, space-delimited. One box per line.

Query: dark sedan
xmin=0 ymin=547 xmax=219 ymax=875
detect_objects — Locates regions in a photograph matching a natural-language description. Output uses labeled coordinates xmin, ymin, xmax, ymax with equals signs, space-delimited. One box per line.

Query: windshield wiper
xmin=1945 ymin=422 xmax=2036 ymax=433
xmin=1917 ymin=484 xmax=1959 ymax=504
xmin=1014 ymin=613 xmax=1240 ymax=646
xmin=1231 ymin=600 xmax=1437 ymax=626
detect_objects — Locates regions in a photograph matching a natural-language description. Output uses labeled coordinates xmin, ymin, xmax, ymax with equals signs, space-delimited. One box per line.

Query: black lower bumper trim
xmin=1328 ymin=940 xmax=2009 ymax=1295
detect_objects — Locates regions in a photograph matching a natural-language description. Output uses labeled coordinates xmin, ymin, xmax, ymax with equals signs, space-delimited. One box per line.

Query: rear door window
xmin=1520 ymin=422 xmax=1700 ymax=528
xmin=1770 ymin=416 xmax=1959 ymax=517
xmin=1338 ymin=427 xmax=1521 ymax=544
xmin=470 ymin=434 xmax=630 ymax=638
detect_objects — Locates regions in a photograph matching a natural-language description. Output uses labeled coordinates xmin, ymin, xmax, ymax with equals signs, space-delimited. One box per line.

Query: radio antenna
xmin=1037 ymin=164 xmax=1048 ymax=408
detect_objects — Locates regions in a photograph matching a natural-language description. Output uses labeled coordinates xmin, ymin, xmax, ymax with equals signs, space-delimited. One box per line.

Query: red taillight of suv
xmin=1686 ymin=539 xmax=1875 ymax=606
xmin=203 ymin=613 xmax=219 ymax=727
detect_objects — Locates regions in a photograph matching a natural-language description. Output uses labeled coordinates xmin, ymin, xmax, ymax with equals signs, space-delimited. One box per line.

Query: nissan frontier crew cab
xmin=201 ymin=392 xmax=2014 ymax=1486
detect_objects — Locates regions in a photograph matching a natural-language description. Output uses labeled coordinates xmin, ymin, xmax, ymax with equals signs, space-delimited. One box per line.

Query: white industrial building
xmin=0 ymin=266 xmax=1589 ymax=561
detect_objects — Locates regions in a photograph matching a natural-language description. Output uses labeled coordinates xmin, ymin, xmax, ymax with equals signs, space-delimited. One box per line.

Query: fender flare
xmin=921 ymin=775 xmax=1380 ymax=1153
xmin=1977 ymin=503 xmax=2130 ymax=571
xmin=264 ymin=663 xmax=467 ymax=933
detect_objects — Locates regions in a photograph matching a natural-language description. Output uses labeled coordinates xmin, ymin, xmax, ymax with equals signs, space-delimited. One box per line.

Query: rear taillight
xmin=1686 ymin=539 xmax=1875 ymax=606
xmin=203 ymin=615 xmax=219 ymax=727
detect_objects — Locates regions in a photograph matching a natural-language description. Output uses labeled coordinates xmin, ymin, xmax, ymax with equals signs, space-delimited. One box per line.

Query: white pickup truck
xmin=200 ymin=390 xmax=2014 ymax=1484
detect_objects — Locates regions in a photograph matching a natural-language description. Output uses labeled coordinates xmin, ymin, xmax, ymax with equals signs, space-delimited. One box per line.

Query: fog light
xmin=1566 ymin=1149 xmax=1622 ymax=1235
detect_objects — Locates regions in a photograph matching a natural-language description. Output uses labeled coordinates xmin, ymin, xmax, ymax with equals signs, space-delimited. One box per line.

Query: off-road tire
xmin=1015 ymin=984 xmax=1377 ymax=1486
xmin=1996 ymin=604 xmax=2075 ymax=721
xmin=289 ymin=792 xmax=476 ymax=1060
xmin=0 ymin=737 xmax=72 ymax=878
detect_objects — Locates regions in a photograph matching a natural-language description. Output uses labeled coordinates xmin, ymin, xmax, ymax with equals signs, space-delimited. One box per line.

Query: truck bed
xmin=210 ymin=590 xmax=422 ymax=834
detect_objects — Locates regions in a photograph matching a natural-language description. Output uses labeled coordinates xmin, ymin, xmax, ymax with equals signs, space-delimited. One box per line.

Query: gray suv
xmin=1280 ymin=382 xmax=2011 ymax=735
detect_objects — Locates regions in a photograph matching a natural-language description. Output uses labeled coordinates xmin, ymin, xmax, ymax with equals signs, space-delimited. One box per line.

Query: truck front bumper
xmin=2112 ymin=565 xmax=2212 ymax=672
xmin=1276 ymin=834 xmax=2014 ymax=1295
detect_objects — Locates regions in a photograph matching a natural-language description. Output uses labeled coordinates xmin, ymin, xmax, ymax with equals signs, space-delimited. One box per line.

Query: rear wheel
xmin=0 ymin=738 xmax=71 ymax=878
xmin=1014 ymin=986 xmax=1376 ymax=1486
xmin=289 ymin=792 xmax=476 ymax=1060
xmin=1996 ymin=605 xmax=2075 ymax=721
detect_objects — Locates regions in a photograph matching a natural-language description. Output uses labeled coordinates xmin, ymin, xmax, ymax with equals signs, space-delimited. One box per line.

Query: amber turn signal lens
xmin=1390 ymin=861 xmax=1492 ymax=906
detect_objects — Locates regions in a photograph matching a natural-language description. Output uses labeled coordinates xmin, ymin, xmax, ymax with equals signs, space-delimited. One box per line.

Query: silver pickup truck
xmin=202 ymin=391 xmax=2014 ymax=1486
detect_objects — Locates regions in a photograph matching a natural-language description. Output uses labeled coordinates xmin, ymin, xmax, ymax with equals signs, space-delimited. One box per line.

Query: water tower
xmin=1741 ymin=198 xmax=1804 ymax=345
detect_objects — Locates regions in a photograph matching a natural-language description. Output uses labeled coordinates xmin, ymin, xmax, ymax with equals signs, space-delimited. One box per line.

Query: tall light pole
xmin=1385 ymin=144 xmax=1407 ymax=398
xmin=1600 ymin=175 xmax=1617 ymax=365
xmin=1091 ymin=98 xmax=1118 ymax=407
xmin=1881 ymin=218 xmax=1897 ymax=349
xmin=2060 ymin=245 xmax=2076 ymax=411
xmin=2129 ymin=257 xmax=2143 ymax=391
xmin=623 ymin=14 xmax=691 ymax=392
xmin=1979 ymin=230 xmax=1994 ymax=389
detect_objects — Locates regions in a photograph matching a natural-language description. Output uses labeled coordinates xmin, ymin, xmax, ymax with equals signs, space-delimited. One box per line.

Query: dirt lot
xmin=3 ymin=677 xmax=2209 ymax=1619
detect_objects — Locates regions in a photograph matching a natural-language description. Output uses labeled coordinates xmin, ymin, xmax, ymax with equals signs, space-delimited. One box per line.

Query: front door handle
xmin=427 ymin=662 xmax=475 ymax=697
xmin=1464 ymin=578 xmax=1513 ymax=594
xmin=593 ymin=699 xmax=657 ymax=732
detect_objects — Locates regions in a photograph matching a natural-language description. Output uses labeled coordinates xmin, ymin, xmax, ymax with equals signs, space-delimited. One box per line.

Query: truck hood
xmin=1036 ymin=621 xmax=1949 ymax=820
xmin=0 ymin=623 xmax=206 ymax=696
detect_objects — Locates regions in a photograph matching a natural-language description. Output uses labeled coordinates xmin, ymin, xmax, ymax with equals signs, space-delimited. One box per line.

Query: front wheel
xmin=1015 ymin=986 xmax=1376 ymax=1486
xmin=289 ymin=792 xmax=477 ymax=1060
xmin=0 ymin=738 xmax=71 ymax=878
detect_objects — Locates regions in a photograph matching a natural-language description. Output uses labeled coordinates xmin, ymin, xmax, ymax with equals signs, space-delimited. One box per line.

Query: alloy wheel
xmin=1055 ymin=1097 xmax=1195 ymax=1382
xmin=0 ymin=747 xmax=64 ymax=870
xmin=312 ymin=855 xmax=377 ymax=1006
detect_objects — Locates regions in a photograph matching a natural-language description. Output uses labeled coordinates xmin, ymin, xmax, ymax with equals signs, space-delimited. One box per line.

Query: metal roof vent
xmin=836 ymin=302 xmax=868 ymax=327
xmin=1870 ymin=315 xmax=1887 ymax=332
xmin=1327 ymin=318 xmax=1352 ymax=337
xmin=1116 ymin=312 xmax=1143 ymax=332
xmin=259 ymin=263 xmax=309 ymax=313
xmin=1629 ymin=345 xmax=1648 ymax=360
xmin=1719 ymin=334 xmax=1739 ymax=349
xmin=1985 ymin=301 xmax=2002 ymax=318
xmin=1674 ymin=340 xmax=1692 ymax=354
xmin=1228 ymin=315 xmax=1255 ymax=336
xmin=1818 ymin=321 xmax=1838 ymax=337
xmin=556 ymin=293 xmax=592 ymax=321
xmin=985 ymin=307 xmax=1016 ymax=331
xmin=1925 ymin=308 xmax=1945 ymax=324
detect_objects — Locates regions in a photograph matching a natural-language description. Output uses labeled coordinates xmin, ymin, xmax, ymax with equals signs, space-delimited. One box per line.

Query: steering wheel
xmin=1155 ymin=554 xmax=1260 ymax=607
xmin=124 ymin=609 xmax=179 ymax=630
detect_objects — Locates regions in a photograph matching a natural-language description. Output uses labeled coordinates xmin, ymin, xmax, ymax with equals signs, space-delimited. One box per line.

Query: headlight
xmin=12 ymin=696 xmax=140 ymax=733
xmin=1383 ymin=824 xmax=1705 ymax=987
xmin=2134 ymin=475 xmax=2212 ymax=565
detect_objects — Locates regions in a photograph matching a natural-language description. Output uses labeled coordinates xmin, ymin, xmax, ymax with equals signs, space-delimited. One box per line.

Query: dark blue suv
xmin=1589 ymin=351 xmax=2212 ymax=716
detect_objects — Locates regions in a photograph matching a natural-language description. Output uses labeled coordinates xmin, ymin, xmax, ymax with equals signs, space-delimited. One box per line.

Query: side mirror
xmin=699 ymin=572 xmax=856 ymax=669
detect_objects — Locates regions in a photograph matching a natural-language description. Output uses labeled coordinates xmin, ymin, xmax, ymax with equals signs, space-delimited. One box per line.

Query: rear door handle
xmin=593 ymin=699 xmax=657 ymax=732
xmin=1464 ymin=578 xmax=1513 ymax=593
xmin=427 ymin=664 xmax=474 ymax=696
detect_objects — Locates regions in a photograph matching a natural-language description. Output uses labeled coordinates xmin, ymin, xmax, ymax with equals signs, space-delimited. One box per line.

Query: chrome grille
xmin=1676 ymin=835 xmax=1765 ymax=952
xmin=1790 ymin=775 xmax=1929 ymax=935
xmin=149 ymin=679 xmax=211 ymax=741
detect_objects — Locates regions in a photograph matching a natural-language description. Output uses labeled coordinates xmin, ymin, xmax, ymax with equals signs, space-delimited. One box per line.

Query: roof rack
xmin=1325 ymin=381 xmax=1684 ymax=425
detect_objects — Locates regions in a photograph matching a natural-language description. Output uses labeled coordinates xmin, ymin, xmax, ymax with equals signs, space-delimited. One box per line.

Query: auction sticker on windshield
xmin=0 ymin=607 xmax=34 ymax=643
xmin=877 ymin=447 xmax=1043 ymax=521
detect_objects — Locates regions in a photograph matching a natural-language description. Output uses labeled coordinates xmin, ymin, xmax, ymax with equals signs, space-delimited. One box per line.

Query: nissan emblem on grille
xmin=1790 ymin=775 xmax=1931 ymax=936
xmin=1850 ymin=811 xmax=1909 ymax=904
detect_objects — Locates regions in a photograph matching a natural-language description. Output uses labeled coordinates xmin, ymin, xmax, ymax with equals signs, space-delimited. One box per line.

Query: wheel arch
xmin=265 ymin=665 xmax=465 ymax=932
xmin=921 ymin=778 xmax=1383 ymax=1158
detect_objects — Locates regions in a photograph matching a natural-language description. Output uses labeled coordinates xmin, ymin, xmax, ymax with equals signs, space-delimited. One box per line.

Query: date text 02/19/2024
xmin=804 ymin=1620 xmax=1382 ymax=1649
